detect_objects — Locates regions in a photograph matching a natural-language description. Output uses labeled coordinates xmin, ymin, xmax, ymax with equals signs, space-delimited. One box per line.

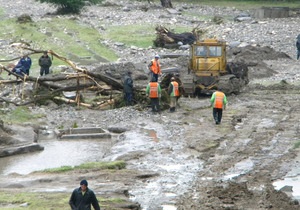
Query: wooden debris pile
xmin=0 ymin=46 xmax=149 ymax=110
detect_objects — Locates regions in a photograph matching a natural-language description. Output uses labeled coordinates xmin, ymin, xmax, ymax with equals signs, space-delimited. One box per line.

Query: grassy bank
xmin=0 ymin=161 xmax=130 ymax=210
xmin=0 ymin=0 xmax=297 ymax=77
xmin=0 ymin=191 xmax=129 ymax=210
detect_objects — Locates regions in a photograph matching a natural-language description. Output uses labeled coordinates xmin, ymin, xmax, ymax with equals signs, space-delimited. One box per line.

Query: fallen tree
xmin=0 ymin=46 xmax=151 ymax=109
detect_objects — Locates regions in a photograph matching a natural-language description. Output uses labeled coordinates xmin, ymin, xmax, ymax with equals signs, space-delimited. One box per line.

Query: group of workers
xmin=67 ymin=36 xmax=300 ymax=210
xmin=123 ymin=54 xmax=227 ymax=124
xmin=123 ymin=54 xmax=181 ymax=113
xmin=146 ymin=54 xmax=180 ymax=113
xmin=9 ymin=51 xmax=52 ymax=77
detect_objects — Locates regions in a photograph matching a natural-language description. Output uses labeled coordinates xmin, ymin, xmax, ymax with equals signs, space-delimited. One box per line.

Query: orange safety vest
xmin=214 ymin=91 xmax=225 ymax=109
xmin=149 ymin=82 xmax=159 ymax=98
xmin=171 ymin=81 xmax=180 ymax=96
xmin=150 ymin=59 xmax=161 ymax=74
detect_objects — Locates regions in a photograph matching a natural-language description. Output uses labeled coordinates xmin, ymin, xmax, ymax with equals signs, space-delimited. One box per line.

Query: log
xmin=1 ymin=48 xmax=123 ymax=91
xmin=97 ymin=99 xmax=115 ymax=109
xmin=53 ymin=96 xmax=92 ymax=108
xmin=0 ymin=47 xmax=125 ymax=108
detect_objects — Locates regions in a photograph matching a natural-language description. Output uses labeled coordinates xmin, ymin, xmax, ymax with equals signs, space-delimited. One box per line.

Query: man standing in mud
xmin=123 ymin=70 xmax=134 ymax=106
xmin=146 ymin=77 xmax=161 ymax=113
xmin=210 ymin=88 xmax=227 ymax=125
xmin=168 ymin=77 xmax=180 ymax=112
xmin=148 ymin=54 xmax=161 ymax=82
xmin=39 ymin=51 xmax=52 ymax=76
xmin=69 ymin=179 xmax=100 ymax=210
xmin=296 ymin=34 xmax=300 ymax=60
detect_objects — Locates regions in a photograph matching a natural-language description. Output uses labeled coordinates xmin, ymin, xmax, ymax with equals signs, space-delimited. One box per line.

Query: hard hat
xmin=155 ymin=54 xmax=160 ymax=58
xmin=171 ymin=77 xmax=175 ymax=81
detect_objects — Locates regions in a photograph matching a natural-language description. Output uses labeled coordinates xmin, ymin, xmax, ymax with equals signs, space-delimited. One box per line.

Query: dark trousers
xmin=125 ymin=92 xmax=133 ymax=106
xmin=213 ymin=108 xmax=223 ymax=124
xmin=297 ymin=49 xmax=300 ymax=60
xmin=40 ymin=67 xmax=50 ymax=76
xmin=151 ymin=72 xmax=158 ymax=82
xmin=150 ymin=98 xmax=160 ymax=112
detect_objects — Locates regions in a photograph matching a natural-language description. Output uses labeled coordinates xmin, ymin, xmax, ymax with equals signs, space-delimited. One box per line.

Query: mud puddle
xmin=103 ymin=118 xmax=203 ymax=210
xmin=0 ymin=138 xmax=112 ymax=175
xmin=273 ymin=150 xmax=300 ymax=201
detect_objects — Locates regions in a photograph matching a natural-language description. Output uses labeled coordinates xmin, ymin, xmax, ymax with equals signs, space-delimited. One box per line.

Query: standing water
xmin=0 ymin=138 xmax=112 ymax=175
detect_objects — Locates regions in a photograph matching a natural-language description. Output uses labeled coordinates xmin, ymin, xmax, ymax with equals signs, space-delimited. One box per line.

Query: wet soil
xmin=2 ymin=59 xmax=300 ymax=210
xmin=1 ymin=1 xmax=300 ymax=209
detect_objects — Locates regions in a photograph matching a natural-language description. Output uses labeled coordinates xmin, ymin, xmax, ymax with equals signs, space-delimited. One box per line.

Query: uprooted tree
xmin=153 ymin=25 xmax=210 ymax=48
xmin=0 ymin=45 xmax=173 ymax=110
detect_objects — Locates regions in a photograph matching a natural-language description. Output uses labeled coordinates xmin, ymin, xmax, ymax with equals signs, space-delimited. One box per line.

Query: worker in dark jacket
xmin=69 ymin=179 xmax=100 ymax=210
xmin=38 ymin=51 xmax=52 ymax=76
xmin=9 ymin=55 xmax=31 ymax=76
xmin=123 ymin=71 xmax=134 ymax=106
xmin=296 ymin=34 xmax=300 ymax=60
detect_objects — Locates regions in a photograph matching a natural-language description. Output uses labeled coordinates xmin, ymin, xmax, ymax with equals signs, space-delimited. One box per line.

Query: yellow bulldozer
xmin=160 ymin=38 xmax=249 ymax=97
xmin=182 ymin=38 xmax=249 ymax=96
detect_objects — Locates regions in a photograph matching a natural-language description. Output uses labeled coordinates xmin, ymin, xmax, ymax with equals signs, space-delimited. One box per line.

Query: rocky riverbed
xmin=1 ymin=0 xmax=300 ymax=210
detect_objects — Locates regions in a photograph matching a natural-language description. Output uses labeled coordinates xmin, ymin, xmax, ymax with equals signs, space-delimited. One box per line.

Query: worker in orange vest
xmin=148 ymin=54 xmax=161 ymax=82
xmin=210 ymin=89 xmax=227 ymax=124
xmin=146 ymin=77 xmax=161 ymax=113
xmin=168 ymin=77 xmax=180 ymax=112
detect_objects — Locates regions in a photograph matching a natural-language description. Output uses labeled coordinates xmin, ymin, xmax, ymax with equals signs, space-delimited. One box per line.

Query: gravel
xmin=0 ymin=0 xmax=299 ymax=63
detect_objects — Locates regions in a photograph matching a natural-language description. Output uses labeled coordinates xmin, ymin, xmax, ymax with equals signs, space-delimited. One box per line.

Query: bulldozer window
xmin=209 ymin=46 xmax=222 ymax=57
xmin=195 ymin=46 xmax=207 ymax=56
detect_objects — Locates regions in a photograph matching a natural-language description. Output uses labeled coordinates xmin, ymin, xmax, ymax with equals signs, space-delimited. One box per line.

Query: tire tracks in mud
xmin=176 ymin=90 xmax=300 ymax=209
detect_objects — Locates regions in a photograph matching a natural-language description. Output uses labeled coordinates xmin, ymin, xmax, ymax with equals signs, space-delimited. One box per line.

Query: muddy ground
xmin=1 ymin=57 xmax=300 ymax=210
xmin=1 ymin=0 xmax=300 ymax=210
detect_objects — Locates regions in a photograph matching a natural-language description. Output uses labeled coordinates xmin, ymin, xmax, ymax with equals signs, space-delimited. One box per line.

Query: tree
xmin=36 ymin=0 xmax=102 ymax=14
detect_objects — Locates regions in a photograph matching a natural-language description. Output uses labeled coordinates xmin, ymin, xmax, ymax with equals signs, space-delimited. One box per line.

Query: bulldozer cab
xmin=184 ymin=39 xmax=228 ymax=95
xmin=189 ymin=39 xmax=227 ymax=75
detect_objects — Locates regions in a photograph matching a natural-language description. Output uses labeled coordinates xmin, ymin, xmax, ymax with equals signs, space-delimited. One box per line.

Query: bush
xmin=36 ymin=0 xmax=102 ymax=14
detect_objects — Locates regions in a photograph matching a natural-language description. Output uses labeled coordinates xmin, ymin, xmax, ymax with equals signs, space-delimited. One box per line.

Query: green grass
xmin=293 ymin=141 xmax=300 ymax=149
xmin=103 ymin=24 xmax=157 ymax=48
xmin=0 ymin=191 xmax=70 ymax=210
xmin=0 ymin=161 xmax=127 ymax=209
xmin=0 ymin=0 xmax=295 ymax=78
xmin=0 ymin=106 xmax=45 ymax=124
xmin=0 ymin=17 xmax=118 ymax=77
xmin=40 ymin=161 xmax=126 ymax=173
xmin=0 ymin=191 xmax=128 ymax=210
xmin=104 ymin=24 xmax=197 ymax=48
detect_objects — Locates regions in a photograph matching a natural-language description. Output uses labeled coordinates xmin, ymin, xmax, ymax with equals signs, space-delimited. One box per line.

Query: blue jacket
xmin=12 ymin=62 xmax=26 ymax=75
xmin=19 ymin=56 xmax=32 ymax=71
